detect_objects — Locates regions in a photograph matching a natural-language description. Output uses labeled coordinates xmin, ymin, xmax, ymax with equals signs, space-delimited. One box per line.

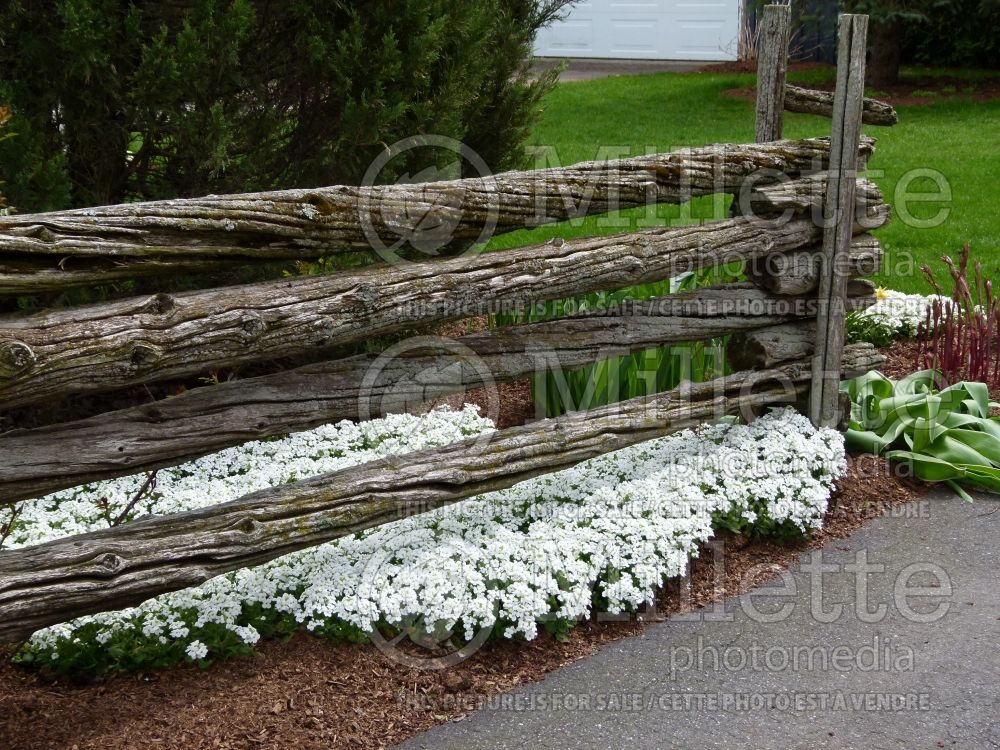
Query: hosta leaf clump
xmin=841 ymin=369 xmax=1000 ymax=500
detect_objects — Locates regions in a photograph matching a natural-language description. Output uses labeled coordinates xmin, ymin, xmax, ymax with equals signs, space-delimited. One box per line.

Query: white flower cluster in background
xmin=16 ymin=406 xmax=845 ymax=670
xmin=854 ymin=288 xmax=952 ymax=338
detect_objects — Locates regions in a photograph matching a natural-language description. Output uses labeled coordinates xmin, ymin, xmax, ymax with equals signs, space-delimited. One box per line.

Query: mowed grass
xmin=488 ymin=67 xmax=1000 ymax=294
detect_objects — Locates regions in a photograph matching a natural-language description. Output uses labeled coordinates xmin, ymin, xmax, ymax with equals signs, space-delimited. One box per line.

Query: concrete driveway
xmin=396 ymin=490 xmax=1000 ymax=750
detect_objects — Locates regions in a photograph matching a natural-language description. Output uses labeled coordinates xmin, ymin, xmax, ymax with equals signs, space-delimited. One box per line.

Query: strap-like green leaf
xmin=885 ymin=450 xmax=965 ymax=481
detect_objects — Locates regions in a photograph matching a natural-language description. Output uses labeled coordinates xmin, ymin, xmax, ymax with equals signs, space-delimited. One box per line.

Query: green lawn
xmin=489 ymin=67 xmax=1000 ymax=295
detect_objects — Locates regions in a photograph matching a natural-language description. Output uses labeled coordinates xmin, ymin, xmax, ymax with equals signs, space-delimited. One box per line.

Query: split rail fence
xmin=0 ymin=10 xmax=896 ymax=642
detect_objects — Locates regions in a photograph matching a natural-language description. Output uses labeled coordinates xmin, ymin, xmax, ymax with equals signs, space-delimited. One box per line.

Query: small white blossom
xmin=855 ymin=288 xmax=952 ymax=337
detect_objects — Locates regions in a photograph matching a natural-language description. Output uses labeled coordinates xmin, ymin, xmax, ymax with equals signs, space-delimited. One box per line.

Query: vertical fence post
xmin=810 ymin=14 xmax=869 ymax=428
xmin=754 ymin=4 xmax=792 ymax=142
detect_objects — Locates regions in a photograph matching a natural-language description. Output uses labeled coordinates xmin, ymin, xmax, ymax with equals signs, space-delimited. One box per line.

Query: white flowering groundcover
xmin=849 ymin=288 xmax=950 ymax=344
xmin=8 ymin=405 xmax=846 ymax=676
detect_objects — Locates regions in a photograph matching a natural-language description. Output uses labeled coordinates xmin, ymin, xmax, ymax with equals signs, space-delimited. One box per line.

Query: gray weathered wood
xmin=785 ymin=84 xmax=898 ymax=126
xmin=1 ymin=284 xmax=849 ymax=502
xmin=728 ymin=316 xmax=880 ymax=371
xmin=0 ymin=138 xmax=875 ymax=294
xmin=748 ymin=234 xmax=882 ymax=295
xmin=810 ymin=14 xmax=869 ymax=428
xmin=0 ymin=179 xmax=890 ymax=410
xmin=755 ymin=5 xmax=792 ymax=142
xmin=739 ymin=175 xmax=883 ymax=223
xmin=0 ymin=256 xmax=239 ymax=297
xmin=0 ymin=345 xmax=884 ymax=643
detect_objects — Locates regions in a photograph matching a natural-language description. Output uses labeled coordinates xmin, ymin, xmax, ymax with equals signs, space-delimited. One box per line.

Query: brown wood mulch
xmin=0 ymin=334 xmax=944 ymax=750
xmin=0 ymin=462 xmax=927 ymax=749
xmin=879 ymin=338 xmax=922 ymax=380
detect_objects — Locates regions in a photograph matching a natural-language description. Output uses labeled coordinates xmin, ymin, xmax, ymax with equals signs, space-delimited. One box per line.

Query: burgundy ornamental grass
xmin=917 ymin=245 xmax=1000 ymax=390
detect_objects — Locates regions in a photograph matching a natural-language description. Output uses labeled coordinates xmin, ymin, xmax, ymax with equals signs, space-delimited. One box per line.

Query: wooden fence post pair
xmin=754 ymin=5 xmax=870 ymax=428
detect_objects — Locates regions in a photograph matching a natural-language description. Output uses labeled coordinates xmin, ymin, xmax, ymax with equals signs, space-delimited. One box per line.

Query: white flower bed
xmin=9 ymin=406 xmax=495 ymax=547
xmin=854 ymin=289 xmax=951 ymax=338
xmin=11 ymin=406 xmax=846 ymax=674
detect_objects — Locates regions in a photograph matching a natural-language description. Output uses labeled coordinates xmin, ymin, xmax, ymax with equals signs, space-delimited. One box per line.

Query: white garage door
xmin=534 ymin=0 xmax=740 ymax=61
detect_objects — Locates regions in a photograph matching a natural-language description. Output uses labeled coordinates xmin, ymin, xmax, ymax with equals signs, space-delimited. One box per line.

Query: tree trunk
xmin=0 ymin=346 xmax=884 ymax=644
xmin=0 ymin=181 xmax=890 ymax=410
xmin=867 ymin=20 xmax=903 ymax=88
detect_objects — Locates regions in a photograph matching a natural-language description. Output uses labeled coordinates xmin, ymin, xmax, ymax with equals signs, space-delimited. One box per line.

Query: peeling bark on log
xmin=747 ymin=234 xmax=882 ymax=296
xmin=785 ymin=85 xmax=898 ymax=126
xmin=0 ymin=182 xmax=891 ymax=409
xmin=0 ymin=346 xmax=883 ymax=643
xmin=0 ymin=137 xmax=875 ymax=294
xmin=728 ymin=321 xmax=883 ymax=371
xmin=1 ymin=284 xmax=851 ymax=502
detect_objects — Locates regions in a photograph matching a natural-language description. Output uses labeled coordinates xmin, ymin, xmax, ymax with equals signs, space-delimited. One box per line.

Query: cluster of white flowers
xmin=9 ymin=405 xmax=494 ymax=547
xmin=15 ymin=406 xmax=845 ymax=670
xmin=854 ymin=288 xmax=952 ymax=338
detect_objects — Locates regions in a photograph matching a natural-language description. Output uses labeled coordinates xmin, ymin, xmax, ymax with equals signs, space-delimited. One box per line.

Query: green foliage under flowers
xmin=15 ymin=601 xmax=368 ymax=677
xmin=845 ymin=312 xmax=900 ymax=348
xmin=841 ymin=369 xmax=1000 ymax=501
xmin=492 ymin=264 xmax=743 ymax=418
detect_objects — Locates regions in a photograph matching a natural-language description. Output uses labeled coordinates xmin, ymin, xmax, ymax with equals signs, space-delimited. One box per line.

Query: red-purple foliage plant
xmin=917 ymin=245 xmax=1000 ymax=389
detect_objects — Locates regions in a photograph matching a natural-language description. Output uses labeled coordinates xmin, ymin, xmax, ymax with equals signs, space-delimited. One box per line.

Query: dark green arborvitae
xmin=0 ymin=0 xmax=573 ymax=211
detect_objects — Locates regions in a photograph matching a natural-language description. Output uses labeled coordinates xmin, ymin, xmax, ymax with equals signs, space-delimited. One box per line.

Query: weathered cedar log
xmin=0 ymin=182 xmax=891 ymax=410
xmin=728 ymin=318 xmax=881 ymax=371
xmin=0 ymin=137 xmax=876 ymax=294
xmin=0 ymin=255 xmax=241 ymax=296
xmin=785 ymin=84 xmax=898 ymax=127
xmin=0 ymin=345 xmax=884 ymax=643
xmin=742 ymin=175 xmax=883 ymax=221
xmin=811 ymin=14 xmax=869 ymax=429
xmin=845 ymin=278 xmax=877 ymax=297
xmin=0 ymin=284 xmax=866 ymax=502
xmin=748 ymin=234 xmax=882 ymax=295
xmin=755 ymin=5 xmax=792 ymax=142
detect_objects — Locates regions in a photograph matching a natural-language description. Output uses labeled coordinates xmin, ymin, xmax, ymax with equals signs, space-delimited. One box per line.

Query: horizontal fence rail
xmin=0 ymin=137 xmax=874 ymax=294
xmin=0 ymin=343 xmax=883 ymax=643
xmin=0 ymin=177 xmax=889 ymax=409
xmin=0 ymin=284 xmax=879 ymax=502
xmin=748 ymin=233 xmax=881 ymax=295
xmin=784 ymin=85 xmax=898 ymax=127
